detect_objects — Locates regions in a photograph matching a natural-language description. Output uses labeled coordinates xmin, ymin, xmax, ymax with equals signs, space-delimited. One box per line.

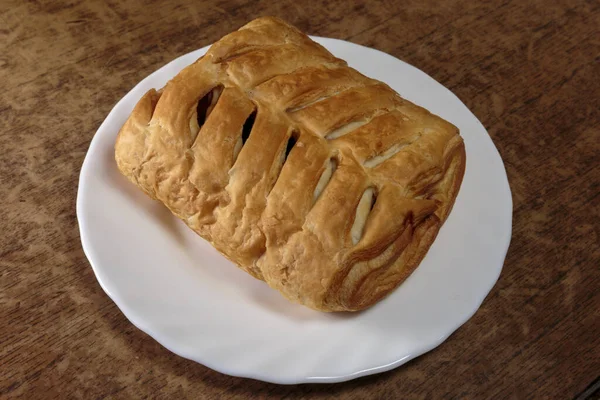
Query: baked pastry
xmin=115 ymin=17 xmax=466 ymax=312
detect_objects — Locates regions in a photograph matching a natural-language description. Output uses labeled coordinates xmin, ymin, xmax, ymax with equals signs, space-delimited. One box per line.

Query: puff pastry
xmin=115 ymin=17 xmax=466 ymax=312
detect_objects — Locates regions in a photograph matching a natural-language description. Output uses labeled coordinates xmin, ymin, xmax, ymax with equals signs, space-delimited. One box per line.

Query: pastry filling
xmin=350 ymin=187 xmax=376 ymax=244
xmin=287 ymin=95 xmax=330 ymax=113
xmin=313 ymin=158 xmax=337 ymax=203
xmin=325 ymin=120 xmax=368 ymax=140
xmin=363 ymin=142 xmax=407 ymax=168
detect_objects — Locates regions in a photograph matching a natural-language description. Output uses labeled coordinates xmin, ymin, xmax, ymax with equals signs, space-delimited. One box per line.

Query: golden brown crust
xmin=114 ymin=17 xmax=466 ymax=311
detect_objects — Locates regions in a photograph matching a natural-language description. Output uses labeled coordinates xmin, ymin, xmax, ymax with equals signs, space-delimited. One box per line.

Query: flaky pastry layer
xmin=115 ymin=17 xmax=466 ymax=311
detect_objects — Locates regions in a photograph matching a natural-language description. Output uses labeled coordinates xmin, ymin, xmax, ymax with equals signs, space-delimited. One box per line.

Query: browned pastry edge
xmin=326 ymin=142 xmax=466 ymax=311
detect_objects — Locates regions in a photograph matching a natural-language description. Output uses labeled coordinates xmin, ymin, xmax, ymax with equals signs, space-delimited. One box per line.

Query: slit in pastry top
xmin=325 ymin=120 xmax=369 ymax=140
xmin=283 ymin=131 xmax=298 ymax=162
xmin=233 ymin=109 xmax=257 ymax=161
xmin=313 ymin=157 xmax=337 ymax=204
xmin=268 ymin=130 xmax=300 ymax=195
xmin=350 ymin=187 xmax=377 ymax=245
xmin=190 ymin=85 xmax=223 ymax=141
xmin=277 ymin=131 xmax=299 ymax=173
xmin=324 ymin=109 xmax=389 ymax=140
xmin=363 ymin=142 xmax=409 ymax=168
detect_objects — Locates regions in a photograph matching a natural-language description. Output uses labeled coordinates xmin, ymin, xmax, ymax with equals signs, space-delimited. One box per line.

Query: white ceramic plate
xmin=77 ymin=37 xmax=512 ymax=384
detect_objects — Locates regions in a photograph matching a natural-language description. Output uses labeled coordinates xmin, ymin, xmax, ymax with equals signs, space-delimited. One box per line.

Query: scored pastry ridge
xmin=115 ymin=16 xmax=466 ymax=312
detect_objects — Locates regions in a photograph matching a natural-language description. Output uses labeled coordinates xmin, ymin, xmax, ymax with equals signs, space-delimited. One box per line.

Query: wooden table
xmin=1 ymin=0 xmax=599 ymax=398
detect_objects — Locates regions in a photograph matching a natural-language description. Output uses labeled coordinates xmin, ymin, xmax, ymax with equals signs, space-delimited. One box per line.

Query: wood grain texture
xmin=0 ymin=0 xmax=598 ymax=398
